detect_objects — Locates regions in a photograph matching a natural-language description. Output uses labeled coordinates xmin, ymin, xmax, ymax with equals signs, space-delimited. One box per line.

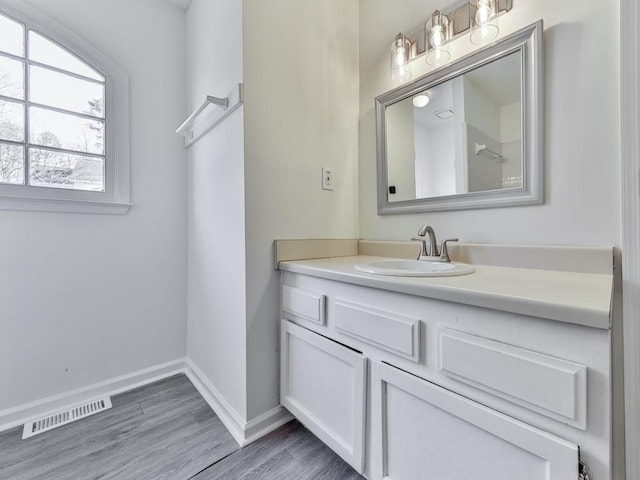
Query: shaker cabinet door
xmin=370 ymin=361 xmax=579 ymax=480
xmin=280 ymin=320 xmax=366 ymax=472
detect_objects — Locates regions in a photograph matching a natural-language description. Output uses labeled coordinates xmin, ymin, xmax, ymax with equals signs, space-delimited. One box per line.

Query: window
xmin=0 ymin=4 xmax=130 ymax=214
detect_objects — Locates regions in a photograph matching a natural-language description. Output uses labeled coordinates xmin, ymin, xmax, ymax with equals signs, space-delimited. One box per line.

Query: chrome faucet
xmin=411 ymin=225 xmax=458 ymax=262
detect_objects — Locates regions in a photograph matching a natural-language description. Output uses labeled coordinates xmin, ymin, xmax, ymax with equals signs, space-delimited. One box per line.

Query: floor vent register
xmin=22 ymin=397 xmax=112 ymax=439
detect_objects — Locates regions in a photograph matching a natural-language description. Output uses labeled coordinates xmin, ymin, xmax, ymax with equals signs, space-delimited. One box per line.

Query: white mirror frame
xmin=376 ymin=21 xmax=543 ymax=214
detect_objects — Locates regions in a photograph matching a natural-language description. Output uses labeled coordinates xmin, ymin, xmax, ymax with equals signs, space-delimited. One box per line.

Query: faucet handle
xmin=439 ymin=238 xmax=459 ymax=263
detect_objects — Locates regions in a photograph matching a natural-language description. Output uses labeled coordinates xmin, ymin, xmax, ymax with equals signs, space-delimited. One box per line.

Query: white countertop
xmin=279 ymin=255 xmax=613 ymax=330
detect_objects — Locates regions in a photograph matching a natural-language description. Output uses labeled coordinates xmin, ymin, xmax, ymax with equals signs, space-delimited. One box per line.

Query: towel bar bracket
xmin=206 ymin=95 xmax=229 ymax=110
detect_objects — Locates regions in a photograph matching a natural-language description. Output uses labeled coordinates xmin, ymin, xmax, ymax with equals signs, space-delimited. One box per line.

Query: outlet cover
xmin=322 ymin=167 xmax=334 ymax=191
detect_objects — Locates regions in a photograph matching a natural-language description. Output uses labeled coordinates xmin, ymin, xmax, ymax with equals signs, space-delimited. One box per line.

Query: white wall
xmin=501 ymin=102 xmax=523 ymax=185
xmin=415 ymin=122 xmax=456 ymax=198
xmin=186 ymin=0 xmax=247 ymax=419
xmin=0 ymin=0 xmax=187 ymax=411
xmin=464 ymin=77 xmax=501 ymax=141
xmin=243 ymin=0 xmax=360 ymax=419
xmin=501 ymin=102 xmax=522 ymax=143
xmin=360 ymin=0 xmax=621 ymax=247
xmin=387 ymin=99 xmax=416 ymax=201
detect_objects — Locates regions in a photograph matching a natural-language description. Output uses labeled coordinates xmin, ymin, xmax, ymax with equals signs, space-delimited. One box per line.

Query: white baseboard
xmin=0 ymin=358 xmax=186 ymax=433
xmin=183 ymin=358 xmax=293 ymax=447
xmin=183 ymin=358 xmax=246 ymax=446
xmin=244 ymin=405 xmax=294 ymax=445
xmin=0 ymin=357 xmax=293 ymax=448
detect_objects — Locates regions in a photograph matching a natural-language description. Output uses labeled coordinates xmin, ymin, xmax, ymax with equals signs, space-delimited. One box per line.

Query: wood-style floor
xmin=0 ymin=374 xmax=364 ymax=480
xmin=192 ymin=420 xmax=363 ymax=480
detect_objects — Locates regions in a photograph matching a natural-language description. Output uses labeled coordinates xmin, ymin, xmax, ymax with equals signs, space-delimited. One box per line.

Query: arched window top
xmin=0 ymin=2 xmax=130 ymax=214
xmin=29 ymin=30 xmax=105 ymax=82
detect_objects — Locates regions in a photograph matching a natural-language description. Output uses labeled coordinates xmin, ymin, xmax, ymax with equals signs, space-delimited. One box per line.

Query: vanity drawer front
xmin=335 ymin=299 xmax=420 ymax=362
xmin=370 ymin=361 xmax=579 ymax=480
xmin=439 ymin=329 xmax=587 ymax=429
xmin=282 ymin=285 xmax=326 ymax=325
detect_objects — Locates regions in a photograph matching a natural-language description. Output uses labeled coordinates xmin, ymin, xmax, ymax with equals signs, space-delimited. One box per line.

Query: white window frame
xmin=0 ymin=0 xmax=130 ymax=214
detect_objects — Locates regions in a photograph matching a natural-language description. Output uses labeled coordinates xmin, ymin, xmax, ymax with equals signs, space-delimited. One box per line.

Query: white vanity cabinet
xmin=279 ymin=257 xmax=615 ymax=480
xmin=370 ymin=361 xmax=578 ymax=480
xmin=280 ymin=319 xmax=366 ymax=472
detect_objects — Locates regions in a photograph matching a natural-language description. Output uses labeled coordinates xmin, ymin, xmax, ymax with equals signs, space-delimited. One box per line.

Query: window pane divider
xmin=0 ymin=50 xmax=25 ymax=62
xmin=28 ymin=101 xmax=105 ymax=121
xmin=27 ymin=58 xmax=105 ymax=85
xmin=0 ymin=93 xmax=25 ymax=104
xmin=29 ymin=143 xmax=105 ymax=159
xmin=0 ymin=138 xmax=25 ymax=147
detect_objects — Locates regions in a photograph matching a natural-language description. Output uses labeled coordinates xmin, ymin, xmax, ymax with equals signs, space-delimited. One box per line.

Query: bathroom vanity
xmin=277 ymin=244 xmax=616 ymax=480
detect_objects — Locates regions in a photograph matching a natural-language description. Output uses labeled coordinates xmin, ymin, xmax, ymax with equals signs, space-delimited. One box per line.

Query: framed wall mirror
xmin=376 ymin=21 xmax=543 ymax=214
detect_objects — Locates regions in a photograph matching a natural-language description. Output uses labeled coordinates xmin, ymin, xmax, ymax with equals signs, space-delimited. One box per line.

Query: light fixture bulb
xmin=412 ymin=93 xmax=430 ymax=108
xmin=390 ymin=33 xmax=412 ymax=83
xmin=430 ymin=25 xmax=445 ymax=48
xmin=476 ymin=4 xmax=492 ymax=25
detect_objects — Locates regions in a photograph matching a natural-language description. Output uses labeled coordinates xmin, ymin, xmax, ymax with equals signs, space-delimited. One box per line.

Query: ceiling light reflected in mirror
xmin=412 ymin=93 xmax=430 ymax=108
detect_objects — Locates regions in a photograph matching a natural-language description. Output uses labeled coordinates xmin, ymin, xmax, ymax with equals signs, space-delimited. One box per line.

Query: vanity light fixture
xmin=390 ymin=33 xmax=412 ymax=83
xmin=470 ymin=0 xmax=500 ymax=45
xmin=412 ymin=93 xmax=430 ymax=108
xmin=386 ymin=0 xmax=512 ymax=78
xmin=426 ymin=11 xmax=451 ymax=66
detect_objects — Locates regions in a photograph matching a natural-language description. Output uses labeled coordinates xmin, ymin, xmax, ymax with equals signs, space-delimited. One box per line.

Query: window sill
xmin=0 ymin=196 xmax=132 ymax=215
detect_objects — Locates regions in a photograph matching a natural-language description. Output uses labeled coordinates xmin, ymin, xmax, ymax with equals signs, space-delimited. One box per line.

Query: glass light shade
xmin=428 ymin=11 xmax=450 ymax=49
xmin=426 ymin=11 xmax=451 ymax=67
xmin=390 ymin=33 xmax=412 ymax=83
xmin=426 ymin=48 xmax=451 ymax=66
xmin=470 ymin=0 xmax=499 ymax=45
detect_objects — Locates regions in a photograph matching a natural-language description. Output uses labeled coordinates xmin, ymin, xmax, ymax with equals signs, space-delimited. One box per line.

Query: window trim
xmin=0 ymin=0 xmax=130 ymax=214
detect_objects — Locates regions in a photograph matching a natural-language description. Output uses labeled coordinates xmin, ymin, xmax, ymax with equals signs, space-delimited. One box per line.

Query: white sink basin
xmin=355 ymin=259 xmax=474 ymax=277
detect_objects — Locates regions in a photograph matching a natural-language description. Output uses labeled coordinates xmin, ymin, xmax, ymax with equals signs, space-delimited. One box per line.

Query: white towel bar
xmin=176 ymin=83 xmax=244 ymax=148
xmin=475 ymin=142 xmax=503 ymax=161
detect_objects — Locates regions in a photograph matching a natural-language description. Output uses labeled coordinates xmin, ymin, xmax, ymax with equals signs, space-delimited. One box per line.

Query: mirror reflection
xmin=385 ymin=51 xmax=522 ymax=203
